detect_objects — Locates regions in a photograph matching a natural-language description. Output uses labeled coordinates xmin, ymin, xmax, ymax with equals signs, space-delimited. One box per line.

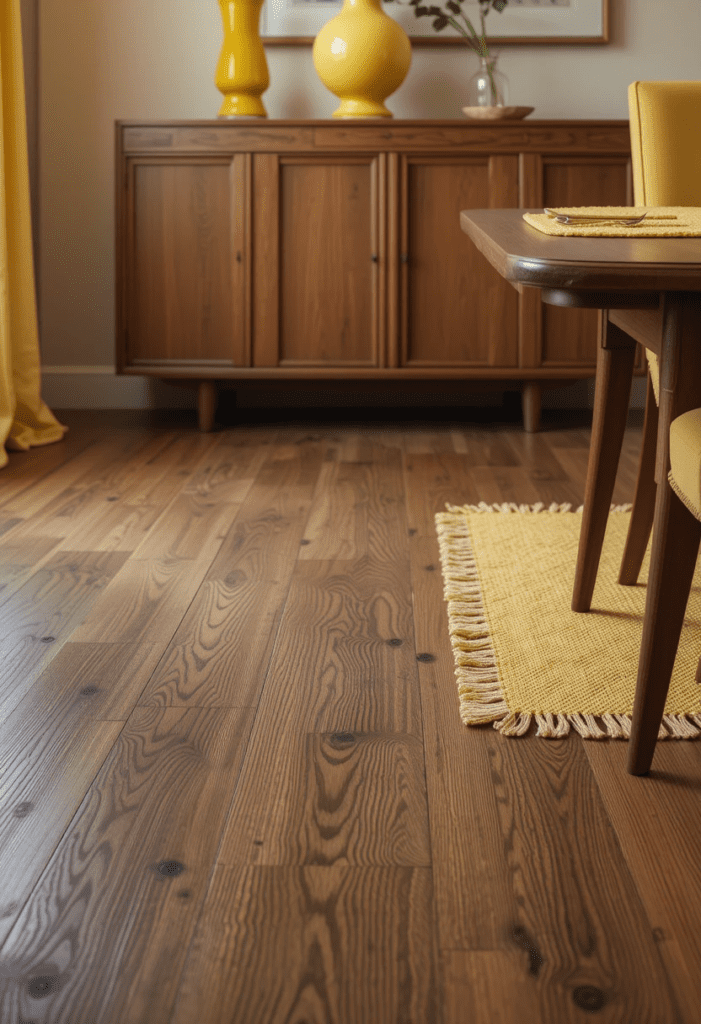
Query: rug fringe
xmin=435 ymin=504 xmax=699 ymax=741
xmin=444 ymin=502 xmax=634 ymax=515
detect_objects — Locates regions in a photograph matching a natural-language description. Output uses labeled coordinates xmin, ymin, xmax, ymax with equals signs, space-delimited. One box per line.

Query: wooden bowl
xmin=462 ymin=106 xmax=535 ymax=121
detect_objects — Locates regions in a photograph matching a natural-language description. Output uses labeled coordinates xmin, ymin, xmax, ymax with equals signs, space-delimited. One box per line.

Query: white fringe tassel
xmin=435 ymin=503 xmax=700 ymax=742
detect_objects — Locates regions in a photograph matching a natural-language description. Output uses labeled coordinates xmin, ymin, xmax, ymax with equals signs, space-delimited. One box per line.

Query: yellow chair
xmin=620 ymin=82 xmax=701 ymax=584
xmin=572 ymin=82 xmax=701 ymax=612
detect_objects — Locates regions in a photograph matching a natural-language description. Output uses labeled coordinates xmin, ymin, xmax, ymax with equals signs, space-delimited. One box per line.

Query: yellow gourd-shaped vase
xmin=313 ymin=0 xmax=411 ymax=118
xmin=216 ymin=0 xmax=269 ymax=118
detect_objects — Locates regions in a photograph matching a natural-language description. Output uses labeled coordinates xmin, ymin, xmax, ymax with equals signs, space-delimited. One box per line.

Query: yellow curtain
xmin=0 ymin=0 xmax=65 ymax=470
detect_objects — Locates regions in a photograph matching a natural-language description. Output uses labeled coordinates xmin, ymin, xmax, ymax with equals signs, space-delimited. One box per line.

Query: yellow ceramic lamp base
xmin=313 ymin=0 xmax=411 ymax=119
xmin=216 ymin=0 xmax=269 ymax=119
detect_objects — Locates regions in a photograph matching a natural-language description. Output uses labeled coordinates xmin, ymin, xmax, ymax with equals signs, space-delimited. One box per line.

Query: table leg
xmin=628 ymin=293 xmax=701 ymax=774
xmin=571 ymin=311 xmax=636 ymax=612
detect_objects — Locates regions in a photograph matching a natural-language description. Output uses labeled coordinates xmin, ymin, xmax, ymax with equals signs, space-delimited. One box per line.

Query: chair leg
xmin=618 ymin=367 xmax=658 ymax=585
xmin=627 ymin=484 xmax=701 ymax=775
xmin=572 ymin=314 xmax=636 ymax=612
xmin=696 ymin=655 xmax=701 ymax=686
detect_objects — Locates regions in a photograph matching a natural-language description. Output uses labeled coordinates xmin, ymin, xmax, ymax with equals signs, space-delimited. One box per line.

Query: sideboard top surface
xmin=118 ymin=119 xmax=631 ymax=155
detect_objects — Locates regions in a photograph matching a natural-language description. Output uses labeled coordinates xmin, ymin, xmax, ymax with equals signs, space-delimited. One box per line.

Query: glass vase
xmin=467 ymin=53 xmax=509 ymax=108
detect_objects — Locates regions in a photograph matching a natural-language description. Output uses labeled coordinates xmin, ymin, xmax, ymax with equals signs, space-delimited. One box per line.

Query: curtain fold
xmin=0 ymin=0 xmax=65 ymax=470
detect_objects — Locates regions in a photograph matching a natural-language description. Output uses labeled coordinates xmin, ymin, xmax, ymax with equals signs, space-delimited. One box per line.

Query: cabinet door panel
xmin=126 ymin=158 xmax=246 ymax=368
xmin=541 ymin=159 xmax=631 ymax=366
xmin=401 ymin=157 xmax=518 ymax=367
xmin=277 ymin=158 xmax=382 ymax=366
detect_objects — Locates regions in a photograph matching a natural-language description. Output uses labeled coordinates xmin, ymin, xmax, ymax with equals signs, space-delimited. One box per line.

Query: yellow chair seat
xmin=669 ymin=408 xmax=701 ymax=521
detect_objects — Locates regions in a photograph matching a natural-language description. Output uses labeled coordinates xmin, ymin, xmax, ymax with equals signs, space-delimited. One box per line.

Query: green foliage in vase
xmin=390 ymin=0 xmax=509 ymax=58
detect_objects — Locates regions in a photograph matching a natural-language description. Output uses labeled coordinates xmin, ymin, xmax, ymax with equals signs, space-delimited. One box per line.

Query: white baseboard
xmin=40 ymin=367 xmax=647 ymax=411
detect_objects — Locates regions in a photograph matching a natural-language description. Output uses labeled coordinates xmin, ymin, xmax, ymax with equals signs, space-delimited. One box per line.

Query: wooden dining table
xmin=460 ymin=208 xmax=701 ymax=775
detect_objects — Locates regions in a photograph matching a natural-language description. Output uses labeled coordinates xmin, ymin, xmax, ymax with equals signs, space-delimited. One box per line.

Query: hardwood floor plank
xmin=214 ymin=555 xmax=427 ymax=865
xmin=0 ymin=432 xmax=174 ymax=521
xmin=466 ymin=465 xmax=544 ymax=505
xmin=171 ymin=866 xmax=439 ymax=1024
xmin=0 ymin=706 xmax=253 ymax=1024
xmin=490 ymin=734 xmax=679 ymax=1022
xmin=442 ymin=950 xmax=540 ymax=1024
xmin=500 ymin=430 xmax=574 ymax=484
xmin=449 ymin=427 xmax=521 ymax=466
xmin=219 ymin=727 xmax=431 ymax=868
xmin=0 ymin=534 xmax=62 ymax=603
xmin=403 ymin=451 xmax=515 ymax=950
xmin=0 ymin=550 xmax=131 ymax=720
xmin=585 ymin=741 xmax=701 ymax=1024
xmin=138 ymin=440 xmax=326 ymax=708
xmin=15 ymin=642 xmax=164 ymax=722
xmin=68 ymin=554 xmax=215 ymax=645
xmin=300 ymin=444 xmax=408 ymax=563
xmin=0 ymin=429 xmax=99 ymax=508
xmin=0 ymin=694 xmax=123 ymax=945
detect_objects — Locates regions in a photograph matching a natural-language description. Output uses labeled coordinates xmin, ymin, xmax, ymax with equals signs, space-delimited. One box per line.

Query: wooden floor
xmin=0 ymin=405 xmax=699 ymax=1024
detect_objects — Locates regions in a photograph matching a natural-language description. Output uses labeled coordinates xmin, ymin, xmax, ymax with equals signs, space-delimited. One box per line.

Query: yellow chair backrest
xmin=628 ymin=81 xmax=701 ymax=206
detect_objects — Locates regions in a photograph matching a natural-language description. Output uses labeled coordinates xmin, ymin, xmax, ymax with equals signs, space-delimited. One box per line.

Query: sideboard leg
xmin=522 ymin=382 xmax=542 ymax=433
xmin=197 ymin=380 xmax=217 ymax=432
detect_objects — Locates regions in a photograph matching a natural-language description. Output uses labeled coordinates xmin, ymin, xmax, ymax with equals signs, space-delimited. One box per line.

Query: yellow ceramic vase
xmin=313 ymin=0 xmax=411 ymax=118
xmin=216 ymin=0 xmax=269 ymax=118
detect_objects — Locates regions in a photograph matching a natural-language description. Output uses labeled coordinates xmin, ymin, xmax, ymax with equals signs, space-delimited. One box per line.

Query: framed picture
xmin=261 ymin=0 xmax=609 ymax=45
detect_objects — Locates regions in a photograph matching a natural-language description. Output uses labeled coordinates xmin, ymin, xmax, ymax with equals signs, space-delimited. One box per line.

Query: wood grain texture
xmin=138 ymin=439 xmax=322 ymax=708
xmin=0 ymin=550 xmax=130 ymax=720
xmin=489 ymin=734 xmax=678 ymax=1022
xmin=127 ymin=159 xmax=243 ymax=366
xmin=442 ymin=950 xmax=540 ymax=1024
xmin=585 ymin=741 xmax=701 ymax=1024
xmin=2 ymin=409 xmax=699 ymax=1024
xmin=402 ymin=450 xmax=514 ymax=950
xmin=300 ymin=442 xmax=407 ymax=562
xmin=402 ymin=156 xmax=519 ymax=367
xmin=171 ymin=866 xmax=439 ymax=1024
xmin=279 ymin=158 xmax=380 ymax=367
xmin=0 ymin=646 xmax=162 ymax=945
xmin=214 ymin=556 xmax=428 ymax=866
xmin=0 ymin=706 xmax=253 ymax=1024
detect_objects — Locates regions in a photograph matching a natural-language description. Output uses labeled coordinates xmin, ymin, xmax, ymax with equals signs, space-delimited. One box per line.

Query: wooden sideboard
xmin=116 ymin=119 xmax=640 ymax=431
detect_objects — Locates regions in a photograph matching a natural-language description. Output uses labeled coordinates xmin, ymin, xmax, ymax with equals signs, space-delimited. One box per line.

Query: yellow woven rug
xmin=435 ymin=504 xmax=701 ymax=740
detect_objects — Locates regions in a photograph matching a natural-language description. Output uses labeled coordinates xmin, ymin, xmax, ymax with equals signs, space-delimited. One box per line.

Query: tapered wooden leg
xmin=572 ymin=313 xmax=636 ymax=612
xmin=696 ymin=656 xmax=701 ymax=686
xmin=627 ymin=484 xmax=701 ymax=774
xmin=198 ymin=380 xmax=217 ymax=433
xmin=522 ymin=382 xmax=541 ymax=433
xmin=618 ymin=367 xmax=658 ymax=585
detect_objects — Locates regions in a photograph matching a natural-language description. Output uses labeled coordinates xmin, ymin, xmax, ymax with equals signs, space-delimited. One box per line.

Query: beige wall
xmin=38 ymin=0 xmax=701 ymax=406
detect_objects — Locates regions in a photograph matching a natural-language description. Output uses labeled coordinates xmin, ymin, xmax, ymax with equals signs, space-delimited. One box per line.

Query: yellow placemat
xmin=524 ymin=206 xmax=701 ymax=237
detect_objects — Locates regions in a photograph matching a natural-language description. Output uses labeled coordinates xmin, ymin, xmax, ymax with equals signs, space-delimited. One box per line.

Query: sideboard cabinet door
xmin=253 ymin=153 xmax=385 ymax=368
xmin=398 ymin=155 xmax=519 ymax=368
xmin=121 ymin=156 xmax=248 ymax=372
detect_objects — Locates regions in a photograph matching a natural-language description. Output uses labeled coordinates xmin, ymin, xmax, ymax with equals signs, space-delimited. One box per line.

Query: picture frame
xmin=261 ymin=0 xmax=609 ymax=45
